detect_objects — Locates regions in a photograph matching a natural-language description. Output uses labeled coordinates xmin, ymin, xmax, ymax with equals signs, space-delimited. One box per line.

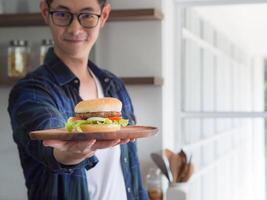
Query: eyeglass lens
xmin=51 ymin=11 xmax=100 ymax=28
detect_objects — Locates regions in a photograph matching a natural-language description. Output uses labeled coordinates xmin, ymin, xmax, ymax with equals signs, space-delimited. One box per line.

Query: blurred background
xmin=1 ymin=0 xmax=267 ymax=200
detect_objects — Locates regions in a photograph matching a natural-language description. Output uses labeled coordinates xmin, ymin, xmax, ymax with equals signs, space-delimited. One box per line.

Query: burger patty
xmin=76 ymin=111 xmax=121 ymax=119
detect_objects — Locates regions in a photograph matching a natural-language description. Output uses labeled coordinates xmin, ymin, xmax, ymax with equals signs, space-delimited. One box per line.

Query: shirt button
xmin=67 ymin=169 xmax=73 ymax=173
xmin=104 ymin=78 xmax=110 ymax=83
xmin=124 ymin=157 xmax=127 ymax=163
xmin=74 ymin=79 xmax=79 ymax=84
xmin=127 ymin=187 xmax=131 ymax=193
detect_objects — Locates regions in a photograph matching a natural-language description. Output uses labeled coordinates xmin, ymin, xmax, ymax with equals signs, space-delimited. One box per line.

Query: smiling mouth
xmin=64 ymin=39 xmax=86 ymax=43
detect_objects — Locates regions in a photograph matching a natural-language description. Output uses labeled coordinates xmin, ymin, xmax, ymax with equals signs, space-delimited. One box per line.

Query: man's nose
xmin=67 ymin=17 xmax=83 ymax=35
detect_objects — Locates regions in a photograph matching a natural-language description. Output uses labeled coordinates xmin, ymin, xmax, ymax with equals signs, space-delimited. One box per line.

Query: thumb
xmin=43 ymin=140 xmax=66 ymax=149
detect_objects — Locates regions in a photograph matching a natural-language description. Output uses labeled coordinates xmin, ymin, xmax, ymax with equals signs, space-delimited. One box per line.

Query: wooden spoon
xmin=164 ymin=149 xmax=174 ymax=164
xmin=176 ymin=150 xmax=187 ymax=182
xmin=178 ymin=150 xmax=187 ymax=164
xmin=182 ymin=163 xmax=194 ymax=182
xmin=170 ymin=153 xmax=183 ymax=183
xmin=177 ymin=156 xmax=192 ymax=182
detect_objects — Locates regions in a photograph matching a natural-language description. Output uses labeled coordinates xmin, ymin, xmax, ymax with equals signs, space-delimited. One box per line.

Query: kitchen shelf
xmin=0 ymin=77 xmax=163 ymax=87
xmin=121 ymin=77 xmax=163 ymax=86
xmin=0 ymin=78 xmax=19 ymax=87
xmin=0 ymin=8 xmax=163 ymax=87
xmin=109 ymin=9 xmax=163 ymax=21
xmin=0 ymin=9 xmax=163 ymax=27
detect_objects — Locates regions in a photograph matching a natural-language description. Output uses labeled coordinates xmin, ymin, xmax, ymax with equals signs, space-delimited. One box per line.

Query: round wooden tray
xmin=30 ymin=125 xmax=158 ymax=141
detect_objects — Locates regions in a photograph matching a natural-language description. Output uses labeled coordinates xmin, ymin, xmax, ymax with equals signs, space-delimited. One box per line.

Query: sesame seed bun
xmin=75 ymin=97 xmax=122 ymax=113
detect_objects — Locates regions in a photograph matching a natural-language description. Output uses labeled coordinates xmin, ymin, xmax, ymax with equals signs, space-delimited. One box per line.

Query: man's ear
xmin=40 ymin=1 xmax=49 ymax=25
xmin=100 ymin=3 xmax=111 ymax=28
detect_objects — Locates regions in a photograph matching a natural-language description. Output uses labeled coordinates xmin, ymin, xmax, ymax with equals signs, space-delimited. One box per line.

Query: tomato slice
xmin=69 ymin=117 xmax=82 ymax=122
xmin=108 ymin=116 xmax=122 ymax=121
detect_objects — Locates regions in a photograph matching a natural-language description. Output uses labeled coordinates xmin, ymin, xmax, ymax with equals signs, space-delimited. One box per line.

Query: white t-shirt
xmin=86 ymin=70 xmax=127 ymax=200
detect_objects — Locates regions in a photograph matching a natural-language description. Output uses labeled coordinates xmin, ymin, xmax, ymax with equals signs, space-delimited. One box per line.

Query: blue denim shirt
xmin=8 ymin=49 xmax=148 ymax=200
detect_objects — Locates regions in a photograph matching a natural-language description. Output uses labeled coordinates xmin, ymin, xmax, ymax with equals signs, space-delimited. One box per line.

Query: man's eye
xmin=81 ymin=14 xmax=94 ymax=19
xmin=54 ymin=11 xmax=69 ymax=18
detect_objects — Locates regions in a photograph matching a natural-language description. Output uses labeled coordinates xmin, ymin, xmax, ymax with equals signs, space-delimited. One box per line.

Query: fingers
xmin=119 ymin=138 xmax=136 ymax=144
xmin=130 ymin=138 xmax=136 ymax=142
xmin=70 ymin=139 xmax=96 ymax=154
xmin=43 ymin=140 xmax=67 ymax=149
xmin=120 ymin=139 xmax=130 ymax=144
xmin=43 ymin=138 xmax=136 ymax=153
xmin=84 ymin=150 xmax=96 ymax=158
xmin=79 ymin=140 xmax=96 ymax=154
xmin=51 ymin=140 xmax=97 ymax=166
xmin=71 ymin=149 xmax=96 ymax=158
xmin=43 ymin=139 xmax=96 ymax=154
xmin=91 ymin=139 xmax=121 ymax=151
xmin=91 ymin=138 xmax=136 ymax=150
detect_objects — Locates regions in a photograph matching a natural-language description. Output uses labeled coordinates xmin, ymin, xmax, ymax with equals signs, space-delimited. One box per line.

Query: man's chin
xmin=55 ymin=50 xmax=88 ymax=61
xmin=67 ymin=51 xmax=88 ymax=59
xmin=54 ymin=43 xmax=91 ymax=59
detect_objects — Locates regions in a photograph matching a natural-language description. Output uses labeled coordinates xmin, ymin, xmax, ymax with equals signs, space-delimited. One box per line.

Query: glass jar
xmin=145 ymin=168 xmax=163 ymax=200
xmin=40 ymin=39 xmax=53 ymax=64
xmin=8 ymin=40 xmax=29 ymax=77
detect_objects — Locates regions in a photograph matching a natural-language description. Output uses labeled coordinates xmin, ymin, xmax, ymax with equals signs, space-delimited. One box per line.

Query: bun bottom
xmin=79 ymin=124 xmax=121 ymax=132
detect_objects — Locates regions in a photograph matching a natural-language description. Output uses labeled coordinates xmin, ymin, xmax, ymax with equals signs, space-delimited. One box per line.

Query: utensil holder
xmin=166 ymin=183 xmax=188 ymax=200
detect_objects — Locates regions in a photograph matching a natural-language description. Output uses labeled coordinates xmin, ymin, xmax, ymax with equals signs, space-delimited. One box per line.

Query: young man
xmin=8 ymin=0 xmax=148 ymax=199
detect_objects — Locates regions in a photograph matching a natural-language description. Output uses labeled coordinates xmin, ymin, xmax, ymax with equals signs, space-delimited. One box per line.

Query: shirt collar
xmin=44 ymin=48 xmax=77 ymax=86
xmin=43 ymin=48 xmax=113 ymax=87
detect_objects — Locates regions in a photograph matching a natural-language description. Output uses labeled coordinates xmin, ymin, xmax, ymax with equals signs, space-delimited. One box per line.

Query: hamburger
xmin=65 ymin=97 xmax=129 ymax=133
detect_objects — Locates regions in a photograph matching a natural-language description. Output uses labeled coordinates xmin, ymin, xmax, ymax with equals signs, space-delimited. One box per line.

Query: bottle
xmin=8 ymin=40 xmax=29 ymax=77
xmin=146 ymin=168 xmax=163 ymax=200
xmin=40 ymin=39 xmax=53 ymax=64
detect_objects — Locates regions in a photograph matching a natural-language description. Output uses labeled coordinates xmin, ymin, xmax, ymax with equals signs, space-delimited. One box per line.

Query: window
xmin=175 ymin=6 xmax=265 ymax=200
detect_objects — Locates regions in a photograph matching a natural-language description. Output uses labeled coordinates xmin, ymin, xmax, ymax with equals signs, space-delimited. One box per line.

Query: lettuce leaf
xmin=65 ymin=117 xmax=129 ymax=133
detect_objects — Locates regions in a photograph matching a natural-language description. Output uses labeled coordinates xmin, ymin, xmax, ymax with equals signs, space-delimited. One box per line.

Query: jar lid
xmin=18 ymin=40 xmax=28 ymax=46
xmin=9 ymin=40 xmax=19 ymax=46
xmin=42 ymin=39 xmax=54 ymax=45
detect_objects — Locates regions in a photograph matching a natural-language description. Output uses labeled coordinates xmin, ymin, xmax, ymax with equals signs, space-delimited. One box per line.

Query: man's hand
xmin=43 ymin=138 xmax=133 ymax=166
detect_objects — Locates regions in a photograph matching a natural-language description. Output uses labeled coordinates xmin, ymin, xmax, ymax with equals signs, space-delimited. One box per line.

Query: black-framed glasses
xmin=48 ymin=10 xmax=101 ymax=29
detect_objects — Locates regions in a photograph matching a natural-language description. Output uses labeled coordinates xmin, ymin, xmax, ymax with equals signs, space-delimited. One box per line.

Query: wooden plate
xmin=29 ymin=125 xmax=158 ymax=141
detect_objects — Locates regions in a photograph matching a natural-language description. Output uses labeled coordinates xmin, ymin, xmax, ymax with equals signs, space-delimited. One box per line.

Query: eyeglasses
xmin=48 ymin=10 xmax=101 ymax=29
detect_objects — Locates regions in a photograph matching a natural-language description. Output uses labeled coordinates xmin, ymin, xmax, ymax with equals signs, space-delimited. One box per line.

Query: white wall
xmin=0 ymin=0 xmax=39 ymax=13
xmin=96 ymin=22 xmax=162 ymax=77
xmin=0 ymin=86 xmax=27 ymax=200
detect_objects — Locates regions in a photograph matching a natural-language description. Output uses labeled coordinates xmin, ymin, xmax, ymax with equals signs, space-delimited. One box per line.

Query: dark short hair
xmin=45 ymin=0 xmax=107 ymax=8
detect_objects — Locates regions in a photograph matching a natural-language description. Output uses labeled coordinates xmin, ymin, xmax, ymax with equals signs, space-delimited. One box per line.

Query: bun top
xmin=75 ymin=97 xmax=122 ymax=113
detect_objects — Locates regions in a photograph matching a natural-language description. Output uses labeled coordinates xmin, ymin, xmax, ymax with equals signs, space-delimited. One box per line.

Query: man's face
xmin=41 ymin=0 xmax=110 ymax=59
